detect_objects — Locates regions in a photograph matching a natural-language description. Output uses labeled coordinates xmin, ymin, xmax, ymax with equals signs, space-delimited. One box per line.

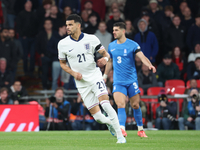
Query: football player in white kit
xmin=58 ymin=14 xmax=126 ymax=143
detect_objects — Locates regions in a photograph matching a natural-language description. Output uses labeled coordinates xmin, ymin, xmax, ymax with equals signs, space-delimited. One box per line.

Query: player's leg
xmin=78 ymin=86 xmax=112 ymax=126
xmin=99 ymin=94 xmax=124 ymax=139
xmin=128 ymin=83 xmax=147 ymax=137
xmin=113 ymin=85 xmax=128 ymax=137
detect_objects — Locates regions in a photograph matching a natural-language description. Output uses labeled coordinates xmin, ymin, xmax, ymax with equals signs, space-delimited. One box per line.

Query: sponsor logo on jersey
xmin=84 ymin=43 xmax=90 ymax=50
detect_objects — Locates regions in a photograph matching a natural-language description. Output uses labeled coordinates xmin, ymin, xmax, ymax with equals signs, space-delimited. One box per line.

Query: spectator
xmin=155 ymin=94 xmax=177 ymax=130
xmin=95 ymin=21 xmax=112 ymax=51
xmin=105 ymin=0 xmax=126 ymax=12
xmin=125 ymin=20 xmax=136 ymax=40
xmin=177 ymin=1 xmax=188 ymax=20
xmin=157 ymin=54 xmax=180 ymax=87
xmin=188 ymin=43 xmax=200 ymax=63
xmin=187 ymin=57 xmax=200 ymax=80
xmin=81 ymin=9 xmax=89 ymax=31
xmin=181 ymin=7 xmax=195 ymax=32
xmin=83 ymin=13 xmax=98 ymax=34
xmin=105 ymin=2 xmax=125 ymax=22
xmin=58 ymin=0 xmax=80 ymax=14
xmin=186 ymin=14 xmax=200 ymax=52
xmin=161 ymin=5 xmax=174 ymax=32
xmin=178 ymin=89 xmax=200 ymax=130
xmin=0 ymin=58 xmax=13 ymax=89
xmin=47 ymin=5 xmax=63 ymax=31
xmin=81 ymin=0 xmax=105 ymax=21
xmin=106 ymin=8 xmax=124 ymax=35
xmin=0 ymin=28 xmax=17 ymax=75
xmin=35 ymin=19 xmax=58 ymax=89
xmin=133 ymin=11 xmax=160 ymax=44
xmin=71 ymin=94 xmax=97 ymax=130
xmin=135 ymin=55 xmax=142 ymax=73
xmin=164 ymin=15 xmax=186 ymax=55
xmin=8 ymin=28 xmax=23 ymax=79
xmin=0 ymin=87 xmax=16 ymax=104
xmin=45 ymin=87 xmax=71 ymax=130
xmin=184 ymin=79 xmax=200 ymax=94
xmin=16 ymin=1 xmax=37 ymax=75
xmin=134 ymin=19 xmax=159 ymax=63
xmin=62 ymin=6 xmax=72 ymax=22
xmin=36 ymin=0 xmax=52 ymax=29
xmin=157 ymin=0 xmax=170 ymax=9
xmin=124 ymin=0 xmax=149 ymax=22
xmin=82 ymin=1 xmax=100 ymax=23
xmin=52 ymin=24 xmax=67 ymax=90
xmin=3 ymin=0 xmax=16 ymax=28
xmin=138 ymin=63 xmax=158 ymax=95
xmin=171 ymin=46 xmax=187 ymax=80
xmin=9 ymin=80 xmax=28 ymax=103
xmin=147 ymin=0 xmax=165 ymax=28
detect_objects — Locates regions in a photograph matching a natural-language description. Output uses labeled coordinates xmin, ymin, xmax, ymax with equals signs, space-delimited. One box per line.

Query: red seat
xmin=147 ymin=87 xmax=165 ymax=120
xmin=165 ymin=79 xmax=185 ymax=88
xmin=186 ymin=80 xmax=200 ymax=89
xmin=139 ymin=87 xmax=144 ymax=96
xmin=165 ymin=86 xmax=185 ymax=113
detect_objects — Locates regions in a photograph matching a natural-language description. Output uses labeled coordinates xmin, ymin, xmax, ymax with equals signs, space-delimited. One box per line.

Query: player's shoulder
xmin=109 ymin=40 xmax=117 ymax=46
xmin=83 ymin=33 xmax=98 ymax=40
xmin=58 ymin=36 xmax=70 ymax=46
xmin=126 ymin=38 xmax=138 ymax=45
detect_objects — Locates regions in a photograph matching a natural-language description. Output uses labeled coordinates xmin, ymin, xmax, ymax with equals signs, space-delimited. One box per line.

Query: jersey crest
xmin=84 ymin=43 xmax=90 ymax=50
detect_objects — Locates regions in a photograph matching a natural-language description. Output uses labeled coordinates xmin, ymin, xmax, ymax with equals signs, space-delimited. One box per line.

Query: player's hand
xmin=149 ymin=65 xmax=156 ymax=73
xmin=187 ymin=117 xmax=193 ymax=122
xmin=97 ymin=57 xmax=107 ymax=66
xmin=73 ymin=72 xmax=82 ymax=81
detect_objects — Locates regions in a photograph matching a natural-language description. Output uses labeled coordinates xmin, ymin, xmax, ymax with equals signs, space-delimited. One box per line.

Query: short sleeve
xmin=108 ymin=44 xmax=112 ymax=59
xmin=92 ymin=35 xmax=105 ymax=53
xmin=58 ymin=41 xmax=66 ymax=60
xmin=133 ymin=42 xmax=141 ymax=53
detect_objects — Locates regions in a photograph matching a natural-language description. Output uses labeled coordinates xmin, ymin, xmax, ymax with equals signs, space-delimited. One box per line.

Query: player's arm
xmin=59 ymin=60 xmax=82 ymax=81
xmin=103 ymin=58 xmax=113 ymax=82
xmin=97 ymin=48 xmax=110 ymax=66
xmin=136 ymin=51 xmax=156 ymax=73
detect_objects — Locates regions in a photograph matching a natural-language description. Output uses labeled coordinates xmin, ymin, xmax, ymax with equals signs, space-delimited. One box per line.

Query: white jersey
xmin=58 ymin=33 xmax=104 ymax=88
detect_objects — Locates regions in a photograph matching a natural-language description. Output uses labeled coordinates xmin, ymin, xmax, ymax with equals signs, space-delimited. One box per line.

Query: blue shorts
xmin=113 ymin=81 xmax=140 ymax=98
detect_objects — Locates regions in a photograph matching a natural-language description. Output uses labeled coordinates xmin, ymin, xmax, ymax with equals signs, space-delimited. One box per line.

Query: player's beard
xmin=115 ymin=34 xmax=122 ymax=40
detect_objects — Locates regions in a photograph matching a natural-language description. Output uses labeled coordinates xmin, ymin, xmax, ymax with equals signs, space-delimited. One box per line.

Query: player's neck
xmin=71 ymin=30 xmax=82 ymax=41
xmin=117 ymin=36 xmax=126 ymax=44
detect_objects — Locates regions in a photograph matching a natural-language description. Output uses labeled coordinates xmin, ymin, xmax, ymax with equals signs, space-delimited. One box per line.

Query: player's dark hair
xmin=66 ymin=14 xmax=82 ymax=24
xmin=113 ymin=22 xmax=126 ymax=30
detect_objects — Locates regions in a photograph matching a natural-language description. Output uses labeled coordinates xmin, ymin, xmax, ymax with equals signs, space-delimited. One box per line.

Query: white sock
xmin=92 ymin=110 xmax=111 ymax=125
xmin=138 ymin=126 xmax=143 ymax=131
xmin=100 ymin=100 xmax=123 ymax=138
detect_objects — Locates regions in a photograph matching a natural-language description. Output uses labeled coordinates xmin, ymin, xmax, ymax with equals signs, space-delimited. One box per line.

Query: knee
xmin=195 ymin=117 xmax=200 ymax=123
xmin=115 ymin=101 xmax=126 ymax=108
xmin=131 ymin=102 xmax=139 ymax=109
xmin=178 ymin=117 xmax=184 ymax=123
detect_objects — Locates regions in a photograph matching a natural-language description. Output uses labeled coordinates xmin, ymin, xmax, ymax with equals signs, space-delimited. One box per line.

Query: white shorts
xmin=78 ymin=79 xmax=108 ymax=110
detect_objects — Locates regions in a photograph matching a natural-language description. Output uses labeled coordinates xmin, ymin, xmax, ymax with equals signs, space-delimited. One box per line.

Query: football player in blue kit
xmin=103 ymin=22 xmax=156 ymax=137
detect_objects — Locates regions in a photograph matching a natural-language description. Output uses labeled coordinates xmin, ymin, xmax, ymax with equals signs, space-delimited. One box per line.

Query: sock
xmin=133 ymin=107 xmax=143 ymax=131
xmin=118 ymin=108 xmax=127 ymax=128
xmin=92 ymin=110 xmax=111 ymax=125
xmin=100 ymin=100 xmax=123 ymax=138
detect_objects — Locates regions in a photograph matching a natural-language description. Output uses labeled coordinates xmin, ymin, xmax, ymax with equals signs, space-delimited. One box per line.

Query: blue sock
xmin=118 ymin=108 xmax=127 ymax=127
xmin=133 ymin=107 xmax=143 ymax=126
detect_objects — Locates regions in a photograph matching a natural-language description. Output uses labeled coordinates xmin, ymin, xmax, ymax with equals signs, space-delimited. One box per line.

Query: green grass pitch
xmin=0 ymin=131 xmax=199 ymax=150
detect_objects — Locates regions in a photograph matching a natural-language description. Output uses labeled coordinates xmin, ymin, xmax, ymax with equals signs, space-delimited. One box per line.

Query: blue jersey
xmin=108 ymin=38 xmax=140 ymax=85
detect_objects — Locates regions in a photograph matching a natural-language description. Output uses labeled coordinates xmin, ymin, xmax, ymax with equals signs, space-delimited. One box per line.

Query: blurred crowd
xmin=1 ymin=0 xmax=200 ymax=130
